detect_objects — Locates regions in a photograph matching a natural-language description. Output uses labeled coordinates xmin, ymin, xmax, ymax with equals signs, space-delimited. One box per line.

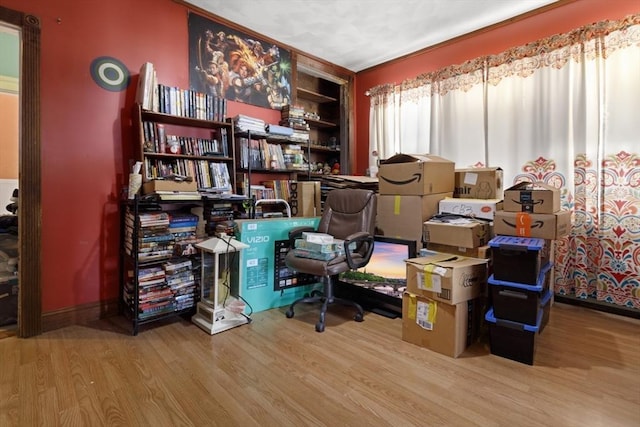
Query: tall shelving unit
xmin=294 ymin=55 xmax=354 ymax=176
xmin=132 ymin=103 xmax=236 ymax=193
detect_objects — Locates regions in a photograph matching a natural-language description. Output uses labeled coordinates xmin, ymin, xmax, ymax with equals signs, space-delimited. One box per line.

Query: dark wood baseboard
xmin=42 ymin=299 xmax=120 ymax=332
xmin=554 ymin=294 xmax=640 ymax=319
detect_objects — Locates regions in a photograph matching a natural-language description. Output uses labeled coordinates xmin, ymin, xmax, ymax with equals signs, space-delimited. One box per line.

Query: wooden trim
xmin=554 ymin=294 xmax=640 ymax=320
xmin=0 ymin=5 xmax=43 ymax=338
xmin=42 ymin=299 xmax=120 ymax=333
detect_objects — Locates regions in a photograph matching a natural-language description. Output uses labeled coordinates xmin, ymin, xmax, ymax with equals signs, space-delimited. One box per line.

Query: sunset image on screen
xmin=358 ymin=241 xmax=407 ymax=280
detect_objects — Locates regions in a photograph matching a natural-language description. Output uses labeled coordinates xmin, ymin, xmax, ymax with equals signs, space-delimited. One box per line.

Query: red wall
xmin=354 ymin=0 xmax=640 ymax=174
xmin=5 ymin=0 xmax=639 ymax=313
xmin=7 ymin=0 xmax=281 ymax=312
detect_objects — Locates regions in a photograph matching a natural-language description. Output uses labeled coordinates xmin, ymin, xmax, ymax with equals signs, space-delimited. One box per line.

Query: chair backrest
xmin=317 ymin=189 xmax=377 ymax=242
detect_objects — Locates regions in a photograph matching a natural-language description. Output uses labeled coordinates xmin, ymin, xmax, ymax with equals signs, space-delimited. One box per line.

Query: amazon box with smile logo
xmin=494 ymin=210 xmax=571 ymax=239
xmin=405 ymin=253 xmax=488 ymax=305
xmin=503 ymin=182 xmax=560 ymax=214
xmin=378 ymin=154 xmax=455 ymax=196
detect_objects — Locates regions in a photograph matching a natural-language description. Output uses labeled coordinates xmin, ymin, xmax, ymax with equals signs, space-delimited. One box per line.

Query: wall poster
xmin=188 ymin=12 xmax=292 ymax=110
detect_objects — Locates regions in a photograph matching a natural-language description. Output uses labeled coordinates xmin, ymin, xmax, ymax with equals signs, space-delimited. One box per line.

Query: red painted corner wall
xmin=353 ymin=0 xmax=640 ymax=175
xmin=6 ymin=0 xmax=280 ymax=313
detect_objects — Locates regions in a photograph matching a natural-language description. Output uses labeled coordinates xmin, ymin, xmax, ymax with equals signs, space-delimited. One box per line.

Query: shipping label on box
xmin=503 ymin=181 xmax=560 ymax=214
xmin=438 ymin=198 xmax=503 ymax=220
xmin=378 ymin=153 xmax=455 ymax=196
xmin=405 ymin=253 xmax=488 ymax=304
xmin=423 ymin=218 xmax=492 ymax=248
xmin=493 ymin=210 xmax=571 ymax=239
xmin=376 ymin=193 xmax=451 ymax=242
xmin=289 ymin=181 xmax=321 ymax=217
xmin=402 ymin=292 xmax=481 ymax=358
xmin=454 ymin=167 xmax=503 ymax=199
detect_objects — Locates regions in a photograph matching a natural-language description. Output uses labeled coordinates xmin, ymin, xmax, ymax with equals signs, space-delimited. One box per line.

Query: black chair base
xmin=286 ymin=294 xmax=364 ymax=332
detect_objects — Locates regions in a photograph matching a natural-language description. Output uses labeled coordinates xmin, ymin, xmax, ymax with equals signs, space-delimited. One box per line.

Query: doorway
xmin=0 ymin=5 xmax=42 ymax=338
xmin=0 ymin=23 xmax=19 ymax=335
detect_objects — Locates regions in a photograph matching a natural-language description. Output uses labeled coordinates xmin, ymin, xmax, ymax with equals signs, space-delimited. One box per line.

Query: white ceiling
xmin=185 ymin=0 xmax=558 ymax=72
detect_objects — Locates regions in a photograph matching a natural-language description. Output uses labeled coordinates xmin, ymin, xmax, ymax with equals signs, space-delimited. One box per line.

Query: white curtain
xmin=368 ymin=15 xmax=640 ymax=309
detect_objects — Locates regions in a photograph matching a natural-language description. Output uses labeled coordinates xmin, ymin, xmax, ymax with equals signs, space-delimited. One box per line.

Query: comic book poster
xmin=188 ymin=12 xmax=292 ymax=110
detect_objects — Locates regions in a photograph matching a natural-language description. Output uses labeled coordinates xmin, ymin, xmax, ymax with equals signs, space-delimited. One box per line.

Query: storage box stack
xmin=485 ymin=236 xmax=552 ymax=365
xmin=376 ymin=154 xmax=455 ymax=244
xmin=402 ymin=253 xmax=488 ymax=358
xmin=485 ymin=181 xmax=570 ymax=365
xmin=422 ymin=167 xmax=504 ymax=260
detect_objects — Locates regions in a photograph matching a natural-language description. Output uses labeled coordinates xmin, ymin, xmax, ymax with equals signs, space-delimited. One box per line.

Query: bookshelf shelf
xmin=297 ymin=87 xmax=337 ymax=104
xmin=133 ymin=103 xmax=236 ymax=193
xmin=119 ymin=197 xmax=204 ymax=335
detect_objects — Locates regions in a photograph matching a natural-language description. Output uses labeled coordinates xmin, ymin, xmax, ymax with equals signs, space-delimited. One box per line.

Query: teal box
xmin=236 ymin=217 xmax=321 ymax=313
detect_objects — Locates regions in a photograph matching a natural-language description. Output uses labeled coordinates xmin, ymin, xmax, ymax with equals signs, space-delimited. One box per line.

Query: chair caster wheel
xmin=354 ymin=313 xmax=364 ymax=322
xmin=286 ymin=309 xmax=294 ymax=318
xmin=315 ymin=322 xmax=325 ymax=332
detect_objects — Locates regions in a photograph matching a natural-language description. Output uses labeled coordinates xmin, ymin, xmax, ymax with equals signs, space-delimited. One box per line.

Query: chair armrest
xmin=342 ymin=232 xmax=375 ymax=269
xmin=288 ymin=226 xmax=317 ymax=248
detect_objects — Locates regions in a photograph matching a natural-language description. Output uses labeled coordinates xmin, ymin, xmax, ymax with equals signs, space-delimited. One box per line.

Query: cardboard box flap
xmin=506 ymin=181 xmax=556 ymax=192
xmin=382 ymin=153 xmax=450 ymax=164
xmin=406 ymin=254 xmax=488 ymax=269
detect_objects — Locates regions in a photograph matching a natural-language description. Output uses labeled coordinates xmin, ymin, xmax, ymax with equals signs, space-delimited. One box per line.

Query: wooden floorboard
xmin=0 ymin=302 xmax=638 ymax=426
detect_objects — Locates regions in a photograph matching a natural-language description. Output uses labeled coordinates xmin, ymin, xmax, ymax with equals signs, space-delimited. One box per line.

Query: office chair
xmin=284 ymin=188 xmax=377 ymax=332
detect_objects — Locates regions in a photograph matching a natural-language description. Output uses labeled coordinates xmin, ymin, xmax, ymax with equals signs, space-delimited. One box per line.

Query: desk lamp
xmin=192 ymin=234 xmax=249 ymax=334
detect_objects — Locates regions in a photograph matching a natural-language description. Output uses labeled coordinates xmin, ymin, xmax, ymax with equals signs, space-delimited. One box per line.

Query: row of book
xmin=142 ymin=157 xmax=232 ymax=191
xmin=142 ymin=121 xmax=229 ymax=157
xmin=136 ymin=62 xmax=227 ymax=122
xmin=237 ymin=138 xmax=307 ymax=171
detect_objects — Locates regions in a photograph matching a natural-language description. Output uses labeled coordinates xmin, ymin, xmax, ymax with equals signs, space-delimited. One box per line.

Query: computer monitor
xmin=338 ymin=236 xmax=417 ymax=318
xmin=341 ymin=235 xmax=417 ymax=292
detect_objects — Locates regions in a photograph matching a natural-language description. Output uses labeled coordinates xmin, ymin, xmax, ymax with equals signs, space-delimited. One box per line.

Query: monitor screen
xmin=341 ymin=236 xmax=417 ymax=289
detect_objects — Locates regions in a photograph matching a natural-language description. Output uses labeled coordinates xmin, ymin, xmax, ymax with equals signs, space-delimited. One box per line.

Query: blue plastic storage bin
xmin=485 ymin=290 xmax=551 ymax=365
xmin=488 ymin=262 xmax=552 ymax=325
xmin=489 ymin=236 xmax=545 ymax=285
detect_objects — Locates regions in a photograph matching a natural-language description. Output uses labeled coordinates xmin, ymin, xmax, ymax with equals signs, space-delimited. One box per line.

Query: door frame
xmin=0 ymin=5 xmax=42 ymax=337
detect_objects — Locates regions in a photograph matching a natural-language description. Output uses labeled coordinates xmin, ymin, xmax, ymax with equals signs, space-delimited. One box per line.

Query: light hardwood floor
xmin=1 ymin=302 xmax=638 ymax=426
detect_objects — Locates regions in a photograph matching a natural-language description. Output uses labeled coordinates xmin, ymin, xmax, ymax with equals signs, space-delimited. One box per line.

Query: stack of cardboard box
xmin=376 ymin=154 xmax=455 ymax=243
xmin=484 ymin=182 xmax=571 ymax=364
xmin=422 ymin=167 xmax=504 ymax=260
xmin=402 ymin=252 xmax=488 ymax=357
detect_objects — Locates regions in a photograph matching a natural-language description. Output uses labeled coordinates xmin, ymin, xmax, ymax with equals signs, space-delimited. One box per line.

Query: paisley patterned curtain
xmin=368 ymin=14 xmax=640 ymax=310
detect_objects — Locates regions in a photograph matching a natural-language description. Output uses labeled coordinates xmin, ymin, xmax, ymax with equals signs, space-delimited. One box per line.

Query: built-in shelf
xmin=297 ymin=87 xmax=337 ymax=104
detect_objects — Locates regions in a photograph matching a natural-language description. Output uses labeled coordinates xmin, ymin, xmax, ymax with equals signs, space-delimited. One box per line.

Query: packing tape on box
xmin=394 ymin=195 xmax=401 ymax=215
xmin=418 ymin=264 xmax=444 ymax=292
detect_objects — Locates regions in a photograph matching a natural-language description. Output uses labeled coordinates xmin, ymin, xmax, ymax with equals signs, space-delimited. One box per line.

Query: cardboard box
xmin=289 ymin=181 xmax=321 ymax=217
xmin=142 ymin=179 xmax=197 ymax=194
xmin=236 ymin=217 xmax=321 ymax=313
xmin=426 ymin=243 xmax=491 ymax=259
xmin=402 ymin=293 xmax=482 ymax=358
xmin=376 ymin=193 xmax=452 ymax=243
xmin=423 ymin=218 xmax=492 ymax=248
xmin=378 ymin=154 xmax=454 ymax=196
xmin=493 ymin=210 xmax=571 ymax=240
xmin=405 ymin=253 xmax=488 ymax=304
xmin=454 ymin=167 xmax=503 ymax=199
xmin=503 ymin=182 xmax=560 ymax=214
xmin=438 ymin=197 xmax=503 ymax=220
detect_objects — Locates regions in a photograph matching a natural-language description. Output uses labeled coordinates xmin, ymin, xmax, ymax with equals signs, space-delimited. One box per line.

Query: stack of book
xmin=233 ymin=114 xmax=266 ymax=134
xmin=292 ymin=232 xmax=346 ymax=261
xmin=168 ymin=212 xmax=200 ymax=256
xmin=280 ymin=105 xmax=310 ymax=143
xmin=124 ymin=266 xmax=174 ymax=319
xmin=124 ymin=209 xmax=174 ymax=263
xmin=163 ymin=259 xmax=197 ymax=311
